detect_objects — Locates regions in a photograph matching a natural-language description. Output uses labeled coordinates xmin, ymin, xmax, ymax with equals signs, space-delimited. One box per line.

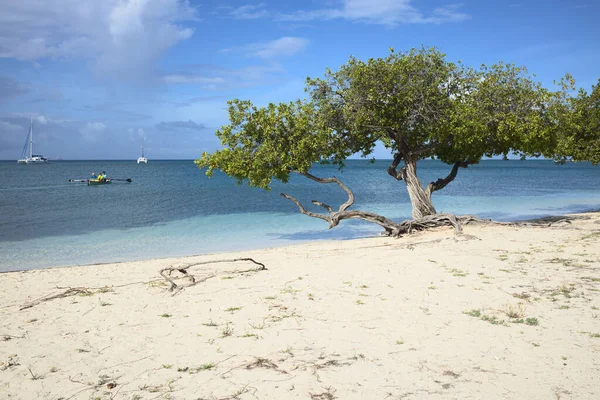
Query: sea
xmin=1 ymin=159 xmax=599 ymax=272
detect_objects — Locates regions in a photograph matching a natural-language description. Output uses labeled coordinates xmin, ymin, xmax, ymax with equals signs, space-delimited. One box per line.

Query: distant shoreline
xmin=0 ymin=158 xmax=564 ymax=162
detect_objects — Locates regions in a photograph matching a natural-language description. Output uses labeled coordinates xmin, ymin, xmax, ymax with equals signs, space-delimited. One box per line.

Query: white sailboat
xmin=17 ymin=118 xmax=49 ymax=164
xmin=137 ymin=141 xmax=148 ymax=164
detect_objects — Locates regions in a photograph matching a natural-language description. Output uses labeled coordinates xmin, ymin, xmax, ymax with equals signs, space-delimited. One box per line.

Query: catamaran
xmin=137 ymin=142 xmax=148 ymax=164
xmin=17 ymin=118 xmax=49 ymax=164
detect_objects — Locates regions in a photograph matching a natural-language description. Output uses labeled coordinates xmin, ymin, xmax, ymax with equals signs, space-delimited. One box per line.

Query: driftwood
xmin=20 ymin=287 xmax=94 ymax=311
xmin=19 ymin=282 xmax=147 ymax=311
xmin=159 ymin=258 xmax=267 ymax=295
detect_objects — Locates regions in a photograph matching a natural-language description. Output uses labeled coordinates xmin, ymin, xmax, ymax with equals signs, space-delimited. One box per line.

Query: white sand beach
xmin=1 ymin=214 xmax=599 ymax=399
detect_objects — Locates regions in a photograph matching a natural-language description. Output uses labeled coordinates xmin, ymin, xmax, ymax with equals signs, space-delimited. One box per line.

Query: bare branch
xmin=281 ymin=173 xmax=400 ymax=232
xmin=280 ymin=193 xmax=331 ymax=224
xmin=294 ymin=171 xmax=355 ymax=212
xmin=425 ymin=161 xmax=470 ymax=197
xmin=312 ymin=200 xmax=333 ymax=213
xmin=281 ymin=172 xmax=488 ymax=238
xmin=387 ymin=152 xmax=404 ymax=181
xmin=159 ymin=258 xmax=267 ymax=295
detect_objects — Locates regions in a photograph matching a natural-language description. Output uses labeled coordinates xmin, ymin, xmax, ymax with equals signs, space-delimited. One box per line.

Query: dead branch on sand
xmin=159 ymin=258 xmax=267 ymax=295
xmin=20 ymin=287 xmax=93 ymax=311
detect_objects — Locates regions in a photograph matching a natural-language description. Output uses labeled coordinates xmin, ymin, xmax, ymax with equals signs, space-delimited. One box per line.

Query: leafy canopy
xmin=554 ymin=79 xmax=600 ymax=165
xmin=306 ymin=48 xmax=561 ymax=164
xmin=196 ymin=48 xmax=569 ymax=188
xmin=195 ymin=99 xmax=332 ymax=189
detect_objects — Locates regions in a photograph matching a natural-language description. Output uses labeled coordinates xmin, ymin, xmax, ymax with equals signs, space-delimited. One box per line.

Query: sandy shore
xmin=1 ymin=214 xmax=599 ymax=399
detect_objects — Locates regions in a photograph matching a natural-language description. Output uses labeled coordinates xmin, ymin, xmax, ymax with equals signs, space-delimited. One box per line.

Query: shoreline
xmin=1 ymin=213 xmax=599 ymax=399
xmin=3 ymin=209 xmax=599 ymax=274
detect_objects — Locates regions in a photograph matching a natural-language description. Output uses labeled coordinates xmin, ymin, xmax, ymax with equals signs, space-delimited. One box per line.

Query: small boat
xmin=137 ymin=141 xmax=148 ymax=164
xmin=17 ymin=118 xmax=49 ymax=164
xmin=88 ymin=179 xmax=112 ymax=186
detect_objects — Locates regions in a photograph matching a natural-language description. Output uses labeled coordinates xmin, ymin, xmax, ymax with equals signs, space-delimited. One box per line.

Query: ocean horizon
xmin=1 ymin=159 xmax=599 ymax=272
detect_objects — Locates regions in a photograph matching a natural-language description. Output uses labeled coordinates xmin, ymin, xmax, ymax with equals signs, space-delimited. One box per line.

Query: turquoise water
xmin=1 ymin=159 xmax=599 ymax=272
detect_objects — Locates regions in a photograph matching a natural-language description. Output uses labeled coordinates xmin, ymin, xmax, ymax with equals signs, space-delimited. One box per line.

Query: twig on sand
xmin=65 ymin=373 xmax=120 ymax=400
xmin=159 ymin=258 xmax=267 ymax=295
xmin=19 ymin=281 xmax=149 ymax=311
xmin=245 ymin=357 xmax=288 ymax=374
xmin=1 ymin=334 xmax=25 ymax=341
xmin=20 ymin=287 xmax=93 ymax=311
xmin=97 ymin=356 xmax=151 ymax=374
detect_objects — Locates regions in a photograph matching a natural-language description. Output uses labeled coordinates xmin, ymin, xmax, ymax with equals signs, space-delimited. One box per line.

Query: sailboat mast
xmin=29 ymin=117 xmax=33 ymax=159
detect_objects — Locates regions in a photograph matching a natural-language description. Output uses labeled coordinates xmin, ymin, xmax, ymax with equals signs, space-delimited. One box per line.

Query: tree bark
xmin=425 ymin=161 xmax=469 ymax=198
xmin=401 ymin=156 xmax=437 ymax=219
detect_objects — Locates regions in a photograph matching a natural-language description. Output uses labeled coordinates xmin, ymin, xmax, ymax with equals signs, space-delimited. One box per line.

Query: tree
xmin=196 ymin=48 xmax=567 ymax=235
xmin=305 ymin=48 xmax=559 ymax=218
xmin=554 ymin=79 xmax=600 ymax=165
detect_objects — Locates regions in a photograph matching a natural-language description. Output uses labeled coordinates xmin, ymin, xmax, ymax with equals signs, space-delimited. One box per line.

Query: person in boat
xmin=102 ymin=171 xmax=107 ymax=181
xmin=91 ymin=172 xmax=97 ymax=179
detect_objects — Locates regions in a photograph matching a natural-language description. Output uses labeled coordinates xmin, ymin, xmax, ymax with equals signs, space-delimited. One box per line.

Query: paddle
xmin=68 ymin=179 xmax=88 ymax=183
xmin=109 ymin=178 xmax=133 ymax=182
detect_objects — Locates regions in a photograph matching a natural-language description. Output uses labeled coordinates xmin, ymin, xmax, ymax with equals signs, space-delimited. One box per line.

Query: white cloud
xmin=163 ymin=75 xmax=228 ymax=86
xmin=271 ymin=0 xmax=470 ymax=26
xmin=127 ymin=127 xmax=146 ymax=141
xmin=230 ymin=3 xmax=269 ymax=20
xmin=81 ymin=121 xmax=107 ymax=141
xmin=162 ymin=64 xmax=284 ymax=90
xmin=251 ymin=37 xmax=309 ymax=58
xmin=34 ymin=116 xmax=48 ymax=125
xmin=155 ymin=120 xmax=206 ymax=131
xmin=222 ymin=37 xmax=309 ymax=59
xmin=0 ymin=76 xmax=30 ymax=101
xmin=0 ymin=120 xmax=24 ymax=133
xmin=0 ymin=0 xmax=197 ymax=82
xmin=428 ymin=4 xmax=470 ymax=24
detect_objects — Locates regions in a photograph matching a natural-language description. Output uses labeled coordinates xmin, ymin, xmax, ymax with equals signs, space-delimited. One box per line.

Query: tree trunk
xmin=402 ymin=156 xmax=437 ymax=219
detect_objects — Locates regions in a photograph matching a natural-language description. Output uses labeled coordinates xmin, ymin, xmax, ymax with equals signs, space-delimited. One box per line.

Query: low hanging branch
xmin=159 ymin=258 xmax=267 ymax=295
xmin=425 ymin=161 xmax=470 ymax=197
xmin=281 ymin=171 xmax=470 ymax=237
xmin=281 ymin=172 xmax=568 ymax=237
xmin=387 ymin=152 xmax=404 ymax=181
xmin=282 ymin=171 xmax=403 ymax=234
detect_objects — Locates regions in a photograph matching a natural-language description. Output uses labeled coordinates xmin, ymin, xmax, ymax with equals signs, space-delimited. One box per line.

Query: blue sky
xmin=0 ymin=0 xmax=598 ymax=160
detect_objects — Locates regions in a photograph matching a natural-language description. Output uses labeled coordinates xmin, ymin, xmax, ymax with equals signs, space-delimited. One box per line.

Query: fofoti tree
xmin=553 ymin=79 xmax=600 ymax=165
xmin=196 ymin=48 xmax=570 ymax=235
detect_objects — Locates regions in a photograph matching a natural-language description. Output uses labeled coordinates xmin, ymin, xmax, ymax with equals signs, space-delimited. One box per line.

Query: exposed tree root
xmin=159 ymin=258 xmax=267 ymax=295
xmin=394 ymin=213 xmax=464 ymax=235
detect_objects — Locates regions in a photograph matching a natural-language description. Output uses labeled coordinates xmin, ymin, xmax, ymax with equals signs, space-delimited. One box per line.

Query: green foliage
xmin=554 ymin=79 xmax=600 ymax=165
xmin=306 ymin=48 xmax=562 ymax=165
xmin=196 ymin=47 xmax=580 ymax=205
xmin=195 ymin=99 xmax=332 ymax=189
xmin=305 ymin=47 xmax=460 ymax=159
xmin=441 ymin=63 xmax=560 ymax=162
